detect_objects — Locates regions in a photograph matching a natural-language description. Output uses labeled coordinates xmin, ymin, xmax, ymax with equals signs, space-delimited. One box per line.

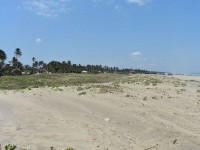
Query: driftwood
xmin=173 ymin=139 xmax=178 ymax=144
xmin=50 ymin=146 xmax=54 ymax=150
xmin=145 ymin=145 xmax=157 ymax=150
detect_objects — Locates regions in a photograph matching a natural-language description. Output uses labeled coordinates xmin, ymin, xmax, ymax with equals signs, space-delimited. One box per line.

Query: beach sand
xmin=0 ymin=74 xmax=200 ymax=150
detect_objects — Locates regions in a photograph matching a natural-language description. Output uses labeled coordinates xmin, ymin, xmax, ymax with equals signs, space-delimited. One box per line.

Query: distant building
xmin=129 ymin=70 xmax=135 ymax=74
xmin=165 ymin=72 xmax=173 ymax=76
xmin=82 ymin=71 xmax=87 ymax=74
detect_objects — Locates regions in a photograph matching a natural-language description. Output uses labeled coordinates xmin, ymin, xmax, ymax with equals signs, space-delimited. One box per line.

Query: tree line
xmin=0 ymin=48 xmax=122 ymax=76
xmin=0 ymin=48 xmax=161 ymax=77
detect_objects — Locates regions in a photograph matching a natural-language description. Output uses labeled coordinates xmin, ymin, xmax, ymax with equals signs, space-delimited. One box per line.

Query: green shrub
xmin=77 ymin=87 xmax=83 ymax=91
xmin=78 ymin=92 xmax=86 ymax=95
xmin=5 ymin=144 xmax=16 ymax=150
xmin=66 ymin=147 xmax=76 ymax=150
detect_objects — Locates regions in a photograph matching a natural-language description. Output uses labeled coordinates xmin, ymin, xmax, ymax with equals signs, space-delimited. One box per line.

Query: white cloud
xmin=23 ymin=0 xmax=69 ymax=17
xmin=127 ymin=0 xmax=148 ymax=6
xmin=36 ymin=38 xmax=42 ymax=43
xmin=22 ymin=0 xmax=149 ymax=17
xmin=131 ymin=51 xmax=142 ymax=58
xmin=92 ymin=0 xmax=148 ymax=6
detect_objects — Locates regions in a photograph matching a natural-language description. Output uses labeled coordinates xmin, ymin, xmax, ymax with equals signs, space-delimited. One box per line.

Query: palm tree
xmin=12 ymin=48 xmax=22 ymax=75
xmin=32 ymin=57 xmax=35 ymax=63
xmin=14 ymin=48 xmax=22 ymax=58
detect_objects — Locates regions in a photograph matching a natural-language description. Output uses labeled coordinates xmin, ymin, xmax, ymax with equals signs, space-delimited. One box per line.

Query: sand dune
xmin=1 ymin=75 xmax=200 ymax=150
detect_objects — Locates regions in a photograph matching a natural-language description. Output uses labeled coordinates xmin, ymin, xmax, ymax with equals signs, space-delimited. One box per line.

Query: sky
xmin=0 ymin=0 xmax=200 ymax=74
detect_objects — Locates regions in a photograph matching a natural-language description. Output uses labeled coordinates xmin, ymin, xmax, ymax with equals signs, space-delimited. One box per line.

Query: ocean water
xmin=189 ymin=73 xmax=200 ymax=76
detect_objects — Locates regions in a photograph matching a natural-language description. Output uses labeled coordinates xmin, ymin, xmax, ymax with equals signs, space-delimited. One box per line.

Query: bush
xmin=5 ymin=144 xmax=16 ymax=150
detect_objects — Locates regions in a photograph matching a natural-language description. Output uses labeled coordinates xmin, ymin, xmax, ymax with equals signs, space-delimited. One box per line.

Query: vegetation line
xmin=0 ymin=48 xmax=163 ymax=77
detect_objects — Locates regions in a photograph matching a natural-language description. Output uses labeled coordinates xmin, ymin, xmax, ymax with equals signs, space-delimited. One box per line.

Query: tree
xmin=32 ymin=57 xmax=35 ymax=63
xmin=24 ymin=64 xmax=32 ymax=74
xmin=0 ymin=49 xmax=7 ymax=63
xmin=3 ymin=64 xmax=12 ymax=75
xmin=14 ymin=48 xmax=22 ymax=58
xmin=47 ymin=61 xmax=62 ymax=73
xmin=0 ymin=49 xmax=7 ymax=76
xmin=33 ymin=61 xmax=39 ymax=69
xmin=38 ymin=61 xmax=44 ymax=68
xmin=67 ymin=60 xmax=71 ymax=66
xmin=11 ymin=48 xmax=23 ymax=75
xmin=11 ymin=61 xmax=23 ymax=75
xmin=9 ymin=57 xmax=18 ymax=68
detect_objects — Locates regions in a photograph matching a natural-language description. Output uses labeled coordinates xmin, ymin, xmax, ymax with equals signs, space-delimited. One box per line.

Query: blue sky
xmin=0 ymin=0 xmax=200 ymax=73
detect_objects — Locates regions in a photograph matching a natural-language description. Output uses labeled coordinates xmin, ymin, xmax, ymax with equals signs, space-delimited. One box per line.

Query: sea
xmin=188 ymin=73 xmax=200 ymax=76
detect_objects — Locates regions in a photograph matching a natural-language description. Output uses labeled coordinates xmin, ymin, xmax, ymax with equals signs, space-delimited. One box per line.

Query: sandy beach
xmin=1 ymin=74 xmax=200 ymax=150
